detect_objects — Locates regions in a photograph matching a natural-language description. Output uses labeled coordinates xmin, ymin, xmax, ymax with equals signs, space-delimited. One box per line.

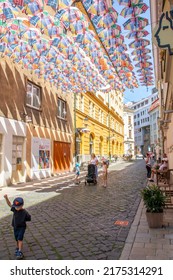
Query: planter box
xmin=146 ymin=212 xmax=164 ymax=228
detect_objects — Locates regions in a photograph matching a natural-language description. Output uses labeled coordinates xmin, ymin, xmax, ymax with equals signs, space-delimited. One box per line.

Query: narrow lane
xmin=0 ymin=160 xmax=147 ymax=260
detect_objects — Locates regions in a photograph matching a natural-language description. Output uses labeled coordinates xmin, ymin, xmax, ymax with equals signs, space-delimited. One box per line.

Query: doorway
xmin=54 ymin=141 xmax=71 ymax=172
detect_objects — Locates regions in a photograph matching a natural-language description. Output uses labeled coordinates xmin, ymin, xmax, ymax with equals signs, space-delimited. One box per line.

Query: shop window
xmin=57 ymin=98 xmax=67 ymax=120
xmin=12 ymin=136 xmax=24 ymax=172
xmin=26 ymin=81 xmax=41 ymax=110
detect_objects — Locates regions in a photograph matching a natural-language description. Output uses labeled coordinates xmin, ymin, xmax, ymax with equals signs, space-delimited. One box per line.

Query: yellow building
xmin=74 ymin=90 xmax=124 ymax=163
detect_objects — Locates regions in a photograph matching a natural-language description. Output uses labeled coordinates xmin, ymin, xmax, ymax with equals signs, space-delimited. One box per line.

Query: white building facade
xmin=148 ymin=98 xmax=160 ymax=160
xmin=128 ymin=89 xmax=159 ymax=156
xmin=123 ymin=106 xmax=135 ymax=157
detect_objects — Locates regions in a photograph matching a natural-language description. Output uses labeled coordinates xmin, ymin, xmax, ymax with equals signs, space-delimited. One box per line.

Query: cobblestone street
xmin=0 ymin=159 xmax=146 ymax=260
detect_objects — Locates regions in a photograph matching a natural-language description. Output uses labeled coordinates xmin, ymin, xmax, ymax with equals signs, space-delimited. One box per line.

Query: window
xmin=129 ymin=130 xmax=132 ymax=138
xmin=107 ymin=115 xmax=109 ymax=127
xmin=57 ymin=98 xmax=67 ymax=120
xmin=26 ymin=81 xmax=41 ymax=109
xmin=92 ymin=104 xmax=95 ymax=118
xmin=89 ymin=101 xmax=92 ymax=116
xmin=12 ymin=136 xmax=24 ymax=172
xmin=98 ymin=109 xmax=101 ymax=122
xmin=79 ymin=94 xmax=84 ymax=112
xmin=101 ymin=111 xmax=104 ymax=124
xmin=128 ymin=116 xmax=131 ymax=125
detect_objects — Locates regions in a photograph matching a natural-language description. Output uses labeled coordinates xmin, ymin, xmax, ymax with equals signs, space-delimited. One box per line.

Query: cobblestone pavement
xmin=0 ymin=159 xmax=146 ymax=260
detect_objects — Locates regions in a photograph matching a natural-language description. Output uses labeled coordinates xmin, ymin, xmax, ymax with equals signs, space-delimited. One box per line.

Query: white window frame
xmin=57 ymin=98 xmax=67 ymax=120
xmin=26 ymin=81 xmax=41 ymax=110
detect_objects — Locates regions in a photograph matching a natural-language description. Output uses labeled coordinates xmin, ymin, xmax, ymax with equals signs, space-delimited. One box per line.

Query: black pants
xmin=146 ymin=165 xmax=151 ymax=178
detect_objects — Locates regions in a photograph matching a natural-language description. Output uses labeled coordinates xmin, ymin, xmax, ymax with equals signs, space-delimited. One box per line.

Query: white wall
xmin=0 ymin=117 xmax=26 ymax=186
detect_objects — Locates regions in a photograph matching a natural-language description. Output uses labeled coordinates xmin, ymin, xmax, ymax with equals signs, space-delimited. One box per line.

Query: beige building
xmin=0 ymin=57 xmax=73 ymax=186
xmin=150 ymin=0 xmax=173 ymax=176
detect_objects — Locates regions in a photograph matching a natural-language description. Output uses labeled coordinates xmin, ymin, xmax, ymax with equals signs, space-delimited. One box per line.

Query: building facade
xmin=128 ymin=90 xmax=158 ymax=156
xmin=75 ymin=89 xmax=124 ymax=163
xmin=123 ymin=105 xmax=135 ymax=157
xmin=0 ymin=58 xmax=73 ymax=186
xmin=150 ymin=0 xmax=173 ymax=179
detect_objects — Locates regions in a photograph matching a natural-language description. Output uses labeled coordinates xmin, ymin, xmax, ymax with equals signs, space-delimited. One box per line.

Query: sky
xmin=113 ymin=0 xmax=155 ymax=103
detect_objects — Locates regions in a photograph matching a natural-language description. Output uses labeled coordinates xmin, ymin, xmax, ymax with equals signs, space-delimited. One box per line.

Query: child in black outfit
xmin=4 ymin=195 xmax=31 ymax=259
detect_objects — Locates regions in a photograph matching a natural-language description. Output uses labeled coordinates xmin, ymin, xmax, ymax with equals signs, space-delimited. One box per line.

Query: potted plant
xmin=141 ymin=184 xmax=166 ymax=228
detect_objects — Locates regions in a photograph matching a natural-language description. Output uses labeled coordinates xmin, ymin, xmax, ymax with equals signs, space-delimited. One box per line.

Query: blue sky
xmin=113 ymin=0 xmax=154 ymax=103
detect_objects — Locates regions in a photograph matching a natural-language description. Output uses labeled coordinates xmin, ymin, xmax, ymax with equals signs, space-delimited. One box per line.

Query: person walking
xmin=145 ymin=152 xmax=152 ymax=179
xmin=4 ymin=195 xmax=31 ymax=260
xmin=90 ymin=153 xmax=99 ymax=178
xmin=74 ymin=162 xmax=80 ymax=184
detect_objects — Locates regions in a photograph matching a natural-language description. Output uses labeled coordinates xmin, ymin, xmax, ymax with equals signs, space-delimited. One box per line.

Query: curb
xmin=119 ymin=179 xmax=147 ymax=260
xmin=119 ymin=199 xmax=144 ymax=260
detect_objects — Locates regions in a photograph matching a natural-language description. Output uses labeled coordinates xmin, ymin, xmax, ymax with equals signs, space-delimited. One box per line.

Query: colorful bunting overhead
xmin=0 ymin=0 xmax=143 ymax=93
xmin=118 ymin=0 xmax=154 ymax=88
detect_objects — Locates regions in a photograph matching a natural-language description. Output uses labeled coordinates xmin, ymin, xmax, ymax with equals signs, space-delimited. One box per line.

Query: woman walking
xmin=145 ymin=152 xmax=152 ymax=179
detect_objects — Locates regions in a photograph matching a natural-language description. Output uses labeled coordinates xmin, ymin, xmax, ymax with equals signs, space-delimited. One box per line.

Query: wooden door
xmin=53 ymin=141 xmax=71 ymax=172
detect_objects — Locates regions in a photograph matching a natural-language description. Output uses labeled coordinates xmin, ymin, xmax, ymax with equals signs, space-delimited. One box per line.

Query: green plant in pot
xmin=141 ymin=184 xmax=166 ymax=228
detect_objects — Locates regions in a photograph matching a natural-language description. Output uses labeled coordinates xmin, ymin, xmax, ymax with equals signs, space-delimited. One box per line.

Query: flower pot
xmin=146 ymin=212 xmax=164 ymax=228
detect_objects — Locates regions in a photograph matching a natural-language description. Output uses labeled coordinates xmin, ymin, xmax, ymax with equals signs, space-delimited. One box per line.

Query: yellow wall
xmin=75 ymin=92 xmax=124 ymax=158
